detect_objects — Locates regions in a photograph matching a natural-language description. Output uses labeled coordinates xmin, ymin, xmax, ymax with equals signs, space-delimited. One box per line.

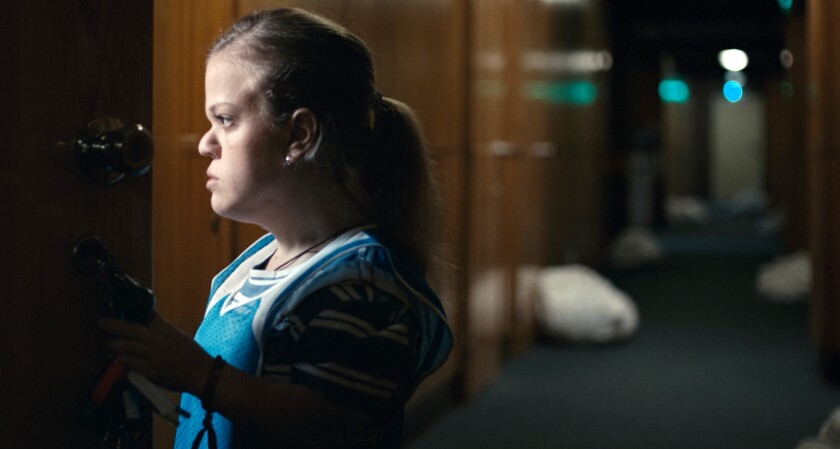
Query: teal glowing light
xmin=566 ymin=81 xmax=597 ymax=104
xmin=778 ymin=0 xmax=793 ymax=12
xmin=658 ymin=79 xmax=690 ymax=103
xmin=523 ymin=80 xmax=597 ymax=105
xmin=723 ymin=80 xmax=743 ymax=102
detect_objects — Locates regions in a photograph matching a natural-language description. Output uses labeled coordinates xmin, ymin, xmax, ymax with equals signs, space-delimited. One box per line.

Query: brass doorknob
xmin=76 ymin=117 xmax=154 ymax=185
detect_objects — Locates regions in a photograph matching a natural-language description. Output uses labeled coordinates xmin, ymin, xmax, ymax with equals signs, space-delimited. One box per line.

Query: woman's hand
xmin=98 ymin=311 xmax=213 ymax=395
xmin=100 ymin=312 xmax=375 ymax=447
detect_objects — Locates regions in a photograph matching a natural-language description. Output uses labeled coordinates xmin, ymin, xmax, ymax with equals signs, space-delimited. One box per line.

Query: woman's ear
xmin=285 ymin=108 xmax=319 ymax=163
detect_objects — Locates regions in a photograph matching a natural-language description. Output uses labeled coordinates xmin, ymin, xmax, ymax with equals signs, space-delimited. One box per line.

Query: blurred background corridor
xmin=150 ymin=0 xmax=840 ymax=445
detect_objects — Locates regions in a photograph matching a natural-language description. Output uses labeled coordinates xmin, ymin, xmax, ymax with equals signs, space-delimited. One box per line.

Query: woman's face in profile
xmin=198 ymin=54 xmax=289 ymax=224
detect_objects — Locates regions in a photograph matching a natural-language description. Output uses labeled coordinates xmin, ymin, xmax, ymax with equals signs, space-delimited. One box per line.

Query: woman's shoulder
xmin=290 ymin=279 xmax=416 ymax=330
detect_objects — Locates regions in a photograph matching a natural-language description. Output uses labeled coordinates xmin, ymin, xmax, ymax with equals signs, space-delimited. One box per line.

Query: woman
xmin=99 ymin=7 xmax=452 ymax=449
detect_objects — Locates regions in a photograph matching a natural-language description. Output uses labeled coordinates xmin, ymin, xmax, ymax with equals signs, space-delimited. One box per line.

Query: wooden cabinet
xmin=805 ymin=0 xmax=840 ymax=383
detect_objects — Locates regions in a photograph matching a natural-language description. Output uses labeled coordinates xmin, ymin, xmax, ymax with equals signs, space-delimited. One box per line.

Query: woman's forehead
xmin=206 ymin=53 xmax=260 ymax=84
xmin=205 ymin=55 xmax=262 ymax=105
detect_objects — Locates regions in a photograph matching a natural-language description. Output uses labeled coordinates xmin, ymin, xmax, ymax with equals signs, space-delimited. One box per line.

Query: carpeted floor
xmin=408 ymin=252 xmax=840 ymax=449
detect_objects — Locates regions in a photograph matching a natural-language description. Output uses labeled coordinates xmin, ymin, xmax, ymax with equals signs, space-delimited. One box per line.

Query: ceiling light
xmin=718 ymin=49 xmax=749 ymax=72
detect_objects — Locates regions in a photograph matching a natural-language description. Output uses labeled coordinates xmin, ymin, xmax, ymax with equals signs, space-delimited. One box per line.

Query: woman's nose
xmin=198 ymin=129 xmax=219 ymax=159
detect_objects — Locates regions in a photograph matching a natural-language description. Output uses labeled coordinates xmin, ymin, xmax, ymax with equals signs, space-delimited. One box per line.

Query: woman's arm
xmin=98 ymin=313 xmax=372 ymax=448
xmin=99 ymin=280 xmax=418 ymax=448
xmin=209 ymin=357 xmax=371 ymax=448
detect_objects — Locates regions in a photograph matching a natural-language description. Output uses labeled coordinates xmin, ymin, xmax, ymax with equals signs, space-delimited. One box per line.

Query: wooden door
xmin=2 ymin=1 xmax=153 ymax=448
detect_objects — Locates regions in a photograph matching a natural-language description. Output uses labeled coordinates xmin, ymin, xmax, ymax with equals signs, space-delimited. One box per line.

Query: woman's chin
xmin=209 ymin=199 xmax=232 ymax=219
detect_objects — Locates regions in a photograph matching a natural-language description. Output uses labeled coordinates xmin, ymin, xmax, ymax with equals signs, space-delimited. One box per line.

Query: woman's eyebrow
xmin=207 ymin=102 xmax=236 ymax=112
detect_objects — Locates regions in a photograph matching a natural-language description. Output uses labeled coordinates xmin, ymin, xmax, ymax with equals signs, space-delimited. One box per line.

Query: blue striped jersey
xmin=176 ymin=228 xmax=452 ymax=449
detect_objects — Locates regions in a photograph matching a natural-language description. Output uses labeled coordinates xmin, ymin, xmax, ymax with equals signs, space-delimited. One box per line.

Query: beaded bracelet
xmin=192 ymin=356 xmax=225 ymax=449
xmin=200 ymin=355 xmax=226 ymax=411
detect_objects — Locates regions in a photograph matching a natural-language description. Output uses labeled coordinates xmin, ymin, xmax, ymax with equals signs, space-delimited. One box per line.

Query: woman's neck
xmin=261 ymin=183 xmax=368 ymax=271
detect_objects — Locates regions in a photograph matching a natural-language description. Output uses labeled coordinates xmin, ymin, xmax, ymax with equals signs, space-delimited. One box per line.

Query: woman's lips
xmin=206 ymin=170 xmax=219 ymax=189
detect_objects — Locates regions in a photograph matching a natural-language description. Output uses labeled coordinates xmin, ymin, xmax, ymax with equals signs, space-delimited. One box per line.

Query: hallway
xmin=409 ymin=249 xmax=840 ymax=448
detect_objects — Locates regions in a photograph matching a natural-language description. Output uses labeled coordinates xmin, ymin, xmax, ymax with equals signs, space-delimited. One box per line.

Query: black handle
xmin=76 ymin=117 xmax=154 ymax=185
xmin=73 ymin=236 xmax=155 ymax=323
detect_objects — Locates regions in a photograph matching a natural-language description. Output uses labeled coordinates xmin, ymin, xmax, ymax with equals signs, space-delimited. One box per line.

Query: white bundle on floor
xmin=795 ymin=407 xmax=840 ymax=449
xmin=755 ymin=251 xmax=810 ymax=302
xmin=820 ymin=407 xmax=840 ymax=447
xmin=665 ymin=195 xmax=709 ymax=225
xmin=536 ymin=265 xmax=639 ymax=343
xmin=725 ymin=187 xmax=769 ymax=217
xmin=608 ymin=226 xmax=663 ymax=268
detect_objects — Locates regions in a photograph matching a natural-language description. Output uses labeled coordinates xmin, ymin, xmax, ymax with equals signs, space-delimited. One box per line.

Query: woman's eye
xmin=216 ymin=115 xmax=234 ymax=126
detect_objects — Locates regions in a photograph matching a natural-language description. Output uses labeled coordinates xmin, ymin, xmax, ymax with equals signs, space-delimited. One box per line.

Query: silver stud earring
xmin=285 ymin=155 xmax=293 ymax=166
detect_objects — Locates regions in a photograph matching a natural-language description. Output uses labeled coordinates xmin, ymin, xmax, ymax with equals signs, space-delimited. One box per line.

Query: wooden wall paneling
xmin=464 ymin=148 xmax=508 ymax=397
xmin=347 ymin=0 xmax=403 ymax=115
xmin=501 ymin=0 xmax=552 ymax=356
xmin=496 ymin=0 xmax=521 ymax=357
xmin=152 ymin=0 xmax=235 ymax=446
xmin=539 ymin=0 xmax=610 ymax=266
xmin=464 ymin=0 xmax=514 ymax=397
xmin=388 ymin=1 xmax=468 ymax=152
xmin=497 ymin=146 xmax=519 ymax=355
xmin=778 ymin=13 xmax=809 ymax=251
xmin=236 ymin=0 xmax=344 ymax=18
xmin=806 ymin=0 xmax=840 ymax=383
